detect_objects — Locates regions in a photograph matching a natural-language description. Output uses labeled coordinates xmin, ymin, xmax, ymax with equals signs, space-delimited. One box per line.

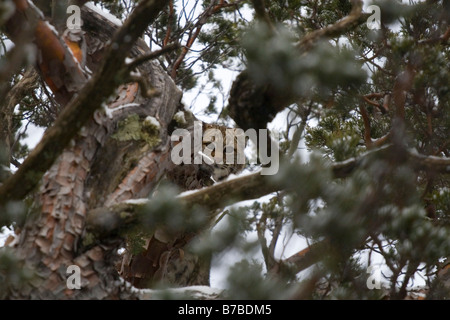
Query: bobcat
xmin=167 ymin=117 xmax=246 ymax=190
xmin=118 ymin=111 xmax=247 ymax=289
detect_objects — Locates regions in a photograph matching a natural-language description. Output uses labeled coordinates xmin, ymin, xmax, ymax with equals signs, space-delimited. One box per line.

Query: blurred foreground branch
xmin=86 ymin=145 xmax=450 ymax=239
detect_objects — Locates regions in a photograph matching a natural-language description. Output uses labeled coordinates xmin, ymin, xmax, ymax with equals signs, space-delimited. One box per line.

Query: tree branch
xmin=297 ymin=0 xmax=366 ymax=50
xmin=126 ymin=43 xmax=180 ymax=71
xmin=170 ymin=0 xmax=226 ymax=79
xmin=408 ymin=151 xmax=450 ymax=173
xmin=86 ymin=172 xmax=278 ymax=237
xmin=251 ymin=0 xmax=274 ymax=31
xmin=86 ymin=145 xmax=450 ymax=238
xmin=275 ymin=241 xmax=328 ymax=275
xmin=359 ymin=103 xmax=373 ymax=148
xmin=0 ymin=0 xmax=170 ymax=206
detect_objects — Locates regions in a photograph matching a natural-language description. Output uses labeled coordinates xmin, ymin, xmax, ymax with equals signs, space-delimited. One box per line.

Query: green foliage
xmin=141 ymin=184 xmax=209 ymax=236
xmin=223 ymin=260 xmax=293 ymax=299
xmin=270 ymin=146 xmax=449 ymax=298
xmin=306 ymin=114 xmax=365 ymax=161
xmin=0 ymin=247 xmax=34 ymax=299
xmin=0 ymin=0 xmax=14 ymax=26
xmin=0 ymin=201 xmax=26 ymax=230
xmin=0 ymin=70 xmax=51 ymax=164
xmin=432 ymin=188 xmax=450 ymax=222
xmin=124 ymin=183 xmax=210 ymax=255
xmin=149 ymin=0 xmax=249 ymax=113
xmin=243 ymin=23 xmax=367 ymax=99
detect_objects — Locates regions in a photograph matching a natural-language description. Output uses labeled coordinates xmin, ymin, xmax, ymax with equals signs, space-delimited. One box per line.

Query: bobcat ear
xmin=211 ymin=165 xmax=231 ymax=182
xmin=172 ymin=107 xmax=197 ymax=129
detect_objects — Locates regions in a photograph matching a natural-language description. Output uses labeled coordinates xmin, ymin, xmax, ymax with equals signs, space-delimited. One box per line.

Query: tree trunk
xmin=1 ymin=2 xmax=203 ymax=299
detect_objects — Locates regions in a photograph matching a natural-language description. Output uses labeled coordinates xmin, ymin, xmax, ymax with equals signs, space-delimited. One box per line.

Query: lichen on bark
xmin=112 ymin=114 xmax=161 ymax=148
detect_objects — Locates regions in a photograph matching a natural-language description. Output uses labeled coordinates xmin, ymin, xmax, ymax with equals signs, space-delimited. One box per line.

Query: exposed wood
xmin=0 ymin=0 xmax=171 ymax=207
xmin=5 ymin=0 xmax=87 ymax=104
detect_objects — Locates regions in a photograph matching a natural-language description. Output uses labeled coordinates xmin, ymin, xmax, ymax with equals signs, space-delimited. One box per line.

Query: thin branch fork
xmin=362 ymin=93 xmax=389 ymax=114
xmin=257 ymin=211 xmax=277 ymax=270
xmin=125 ymin=43 xmax=180 ymax=97
xmin=362 ymin=95 xmax=382 ymax=108
xmin=358 ymin=102 xmax=390 ymax=150
xmin=170 ymin=0 xmax=228 ymax=79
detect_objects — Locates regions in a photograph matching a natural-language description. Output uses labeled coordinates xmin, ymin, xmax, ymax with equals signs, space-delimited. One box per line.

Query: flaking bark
xmin=3 ymin=1 xmax=176 ymax=299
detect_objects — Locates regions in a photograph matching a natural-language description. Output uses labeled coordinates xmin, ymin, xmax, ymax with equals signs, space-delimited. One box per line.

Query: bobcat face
xmin=168 ymin=121 xmax=246 ymax=190
xmin=200 ymin=123 xmax=246 ymax=182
